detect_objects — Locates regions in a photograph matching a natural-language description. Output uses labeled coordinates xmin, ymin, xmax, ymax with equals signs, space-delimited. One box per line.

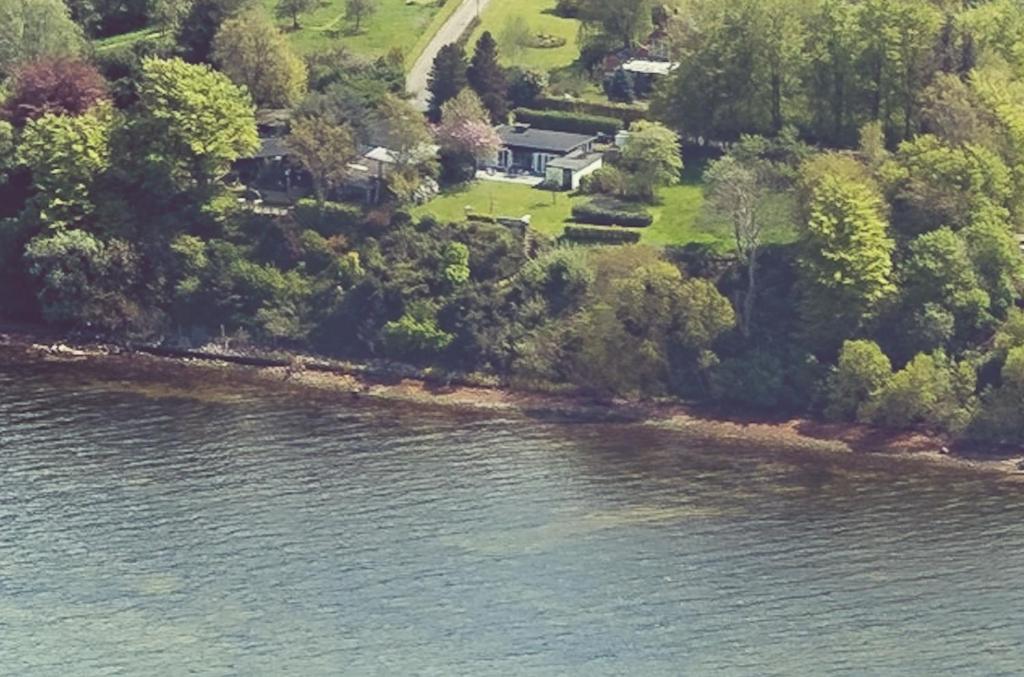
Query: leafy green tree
xmin=883 ymin=135 xmax=1012 ymax=237
xmin=806 ymin=0 xmax=861 ymax=146
xmin=506 ymin=67 xmax=547 ymax=109
xmin=797 ymin=158 xmax=895 ymax=352
xmin=344 ymin=0 xmax=377 ymax=33
xmin=618 ymin=121 xmax=682 ymax=202
xmin=825 ymin=339 xmax=892 ymax=421
xmin=969 ymin=345 xmax=1024 ymax=443
xmin=24 ymin=229 xmax=143 ymax=332
xmin=276 ymin=0 xmax=316 ymax=29
xmin=441 ymin=242 xmax=470 ymax=288
xmin=16 ymin=105 xmax=116 ymax=228
xmin=382 ymin=301 xmax=453 ymax=360
xmin=427 ymin=43 xmax=468 ymax=123
xmin=0 ymin=0 xmax=84 ymax=74
xmin=567 ymin=249 xmax=734 ymax=397
xmin=578 ymin=0 xmax=653 ymax=51
xmin=287 ymin=114 xmax=358 ymax=208
xmin=862 ymin=350 xmax=977 ymax=433
xmin=467 ymin=32 xmax=508 ymax=123
xmin=213 ymin=9 xmax=307 ymax=107
xmin=177 ymin=0 xmax=254 ymax=64
xmin=136 ymin=57 xmax=258 ymax=191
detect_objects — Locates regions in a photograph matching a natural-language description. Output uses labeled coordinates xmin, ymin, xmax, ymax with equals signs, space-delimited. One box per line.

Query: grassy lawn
xmin=94 ymin=26 xmax=166 ymax=52
xmin=261 ymin=0 xmax=443 ymax=60
xmin=412 ymin=179 xmax=797 ymax=249
xmin=468 ymin=0 xmax=580 ymax=72
xmin=412 ymin=182 xmax=575 ymax=238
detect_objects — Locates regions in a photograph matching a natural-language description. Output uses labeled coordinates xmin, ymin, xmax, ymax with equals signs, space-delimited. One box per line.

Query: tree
xmin=506 ymin=67 xmax=547 ymax=109
xmin=861 ymin=350 xmax=976 ymax=433
xmin=177 ymin=0 xmax=254 ymax=64
xmin=703 ymin=140 xmax=794 ymax=338
xmin=213 ymin=9 xmax=307 ymax=108
xmin=24 ymin=229 xmax=143 ymax=332
xmin=467 ymin=32 xmax=508 ymax=123
xmin=16 ymin=105 xmax=115 ymax=228
xmin=276 ymin=0 xmax=316 ymax=29
xmin=806 ymin=0 xmax=862 ymax=146
xmin=568 ymin=250 xmax=734 ymax=397
xmin=287 ymin=114 xmax=358 ymax=208
xmin=797 ymin=158 xmax=895 ymax=352
xmin=618 ymin=121 xmax=682 ymax=202
xmin=0 ymin=0 xmax=85 ymax=74
xmin=436 ymin=89 xmax=501 ymax=171
xmin=2 ymin=58 xmax=109 ymax=126
xmin=136 ymin=58 xmax=258 ymax=190
xmin=427 ymin=43 xmax=468 ymax=123
xmin=605 ymin=67 xmax=635 ymax=103
xmin=344 ymin=0 xmax=377 ymax=33
xmin=372 ymin=94 xmax=435 ymax=202
xmin=825 ymin=339 xmax=892 ymax=421
xmin=578 ymin=0 xmax=653 ymax=51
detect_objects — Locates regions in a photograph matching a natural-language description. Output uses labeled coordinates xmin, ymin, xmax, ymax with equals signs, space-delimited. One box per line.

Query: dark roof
xmin=496 ymin=125 xmax=596 ymax=153
xmin=250 ymin=136 xmax=291 ymax=159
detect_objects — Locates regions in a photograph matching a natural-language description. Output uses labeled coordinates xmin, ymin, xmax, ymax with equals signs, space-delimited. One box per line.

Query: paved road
xmin=407 ymin=0 xmax=495 ymax=111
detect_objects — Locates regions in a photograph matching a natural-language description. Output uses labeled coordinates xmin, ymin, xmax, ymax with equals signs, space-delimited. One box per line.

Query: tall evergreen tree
xmin=427 ymin=43 xmax=467 ymax=123
xmin=467 ymin=32 xmax=508 ymax=123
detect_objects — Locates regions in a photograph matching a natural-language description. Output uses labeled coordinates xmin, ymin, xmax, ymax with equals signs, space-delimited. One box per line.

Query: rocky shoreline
xmin=2 ymin=327 xmax=1023 ymax=479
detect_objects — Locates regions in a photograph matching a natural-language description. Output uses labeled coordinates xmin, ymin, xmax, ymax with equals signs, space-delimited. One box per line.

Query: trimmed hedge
xmin=532 ymin=96 xmax=648 ymax=124
xmin=513 ymin=108 xmax=623 ymax=136
xmin=562 ymin=225 xmax=641 ymax=244
xmin=571 ymin=202 xmax=653 ymax=227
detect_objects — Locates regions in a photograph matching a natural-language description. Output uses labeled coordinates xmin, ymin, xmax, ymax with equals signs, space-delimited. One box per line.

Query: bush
xmin=571 ymin=202 xmax=652 ymax=227
xmin=579 ymin=165 xmax=626 ymax=196
xmin=513 ymin=108 xmax=622 ymax=136
xmin=562 ymin=225 xmax=641 ymax=244
xmin=293 ymin=199 xmax=363 ymax=237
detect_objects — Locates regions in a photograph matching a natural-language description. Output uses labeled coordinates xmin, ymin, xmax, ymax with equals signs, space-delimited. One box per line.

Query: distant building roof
xmin=250 ymin=136 xmax=291 ymax=160
xmin=547 ymin=151 xmax=603 ymax=171
xmin=255 ymin=108 xmax=293 ymax=127
xmin=621 ymin=59 xmax=679 ymax=76
xmin=497 ymin=124 xmax=597 ymax=154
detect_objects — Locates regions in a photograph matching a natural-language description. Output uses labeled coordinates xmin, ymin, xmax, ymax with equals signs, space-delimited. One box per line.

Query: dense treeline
xmin=4 ymin=0 xmax=1024 ymax=446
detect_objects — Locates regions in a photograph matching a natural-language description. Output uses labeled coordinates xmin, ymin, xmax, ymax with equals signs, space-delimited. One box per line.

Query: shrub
xmin=571 ymin=202 xmax=652 ymax=227
xmin=293 ymin=199 xmax=363 ymax=237
xmin=512 ymin=108 xmax=622 ymax=136
xmin=562 ymin=225 xmax=641 ymax=244
xmin=579 ymin=165 xmax=626 ymax=196
xmin=825 ymin=340 xmax=892 ymax=421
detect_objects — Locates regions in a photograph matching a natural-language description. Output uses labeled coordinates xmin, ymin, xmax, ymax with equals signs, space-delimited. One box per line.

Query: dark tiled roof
xmin=497 ymin=125 xmax=596 ymax=153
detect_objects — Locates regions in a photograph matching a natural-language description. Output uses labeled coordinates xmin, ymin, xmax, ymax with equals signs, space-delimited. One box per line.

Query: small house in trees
xmin=492 ymin=123 xmax=598 ymax=176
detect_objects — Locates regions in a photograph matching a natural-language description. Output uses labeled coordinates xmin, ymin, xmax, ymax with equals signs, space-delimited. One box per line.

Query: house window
xmin=498 ymin=149 xmax=510 ymax=168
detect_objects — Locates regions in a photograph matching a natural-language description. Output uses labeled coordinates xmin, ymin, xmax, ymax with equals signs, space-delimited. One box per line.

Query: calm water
xmin=2 ymin=360 xmax=1024 ymax=676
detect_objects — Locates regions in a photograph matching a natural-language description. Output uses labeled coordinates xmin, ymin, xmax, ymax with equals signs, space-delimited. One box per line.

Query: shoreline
xmin=3 ymin=327 xmax=1023 ymax=479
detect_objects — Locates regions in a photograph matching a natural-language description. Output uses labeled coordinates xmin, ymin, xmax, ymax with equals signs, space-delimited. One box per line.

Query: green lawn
xmin=262 ymin=0 xmax=443 ymax=60
xmin=468 ymin=0 xmax=581 ymax=72
xmin=414 ymin=179 xmax=790 ymax=249
xmin=94 ymin=26 xmax=166 ymax=52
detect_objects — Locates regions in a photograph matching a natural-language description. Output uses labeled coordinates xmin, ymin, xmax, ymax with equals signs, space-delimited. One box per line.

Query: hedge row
xmin=532 ymin=96 xmax=648 ymax=124
xmin=562 ymin=225 xmax=642 ymax=244
xmin=512 ymin=108 xmax=623 ymax=136
xmin=571 ymin=202 xmax=653 ymax=227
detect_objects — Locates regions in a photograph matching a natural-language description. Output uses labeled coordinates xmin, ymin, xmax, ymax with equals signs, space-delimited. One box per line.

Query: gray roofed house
xmin=493 ymin=124 xmax=599 ymax=175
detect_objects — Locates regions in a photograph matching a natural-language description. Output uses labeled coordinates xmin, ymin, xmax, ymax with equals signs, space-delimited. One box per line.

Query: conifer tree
xmin=467 ymin=32 xmax=508 ymax=123
xmin=427 ymin=43 xmax=468 ymax=123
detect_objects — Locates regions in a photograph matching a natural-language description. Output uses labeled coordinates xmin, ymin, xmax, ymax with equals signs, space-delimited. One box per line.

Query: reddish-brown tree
xmin=3 ymin=58 xmax=109 ymax=126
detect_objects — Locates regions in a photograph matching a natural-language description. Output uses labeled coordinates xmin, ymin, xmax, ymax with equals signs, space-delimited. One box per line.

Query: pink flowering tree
xmin=435 ymin=89 xmax=501 ymax=170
